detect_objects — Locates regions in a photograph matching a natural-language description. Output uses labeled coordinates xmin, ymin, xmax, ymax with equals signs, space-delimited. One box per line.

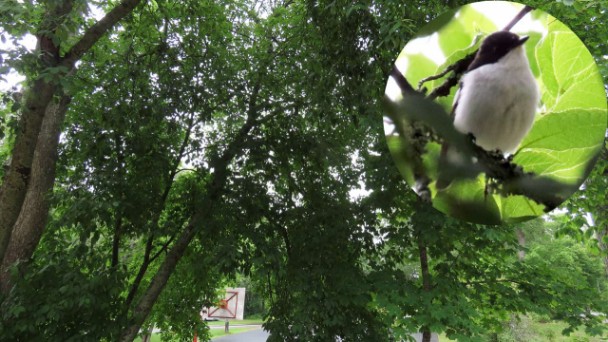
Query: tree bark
xmin=516 ymin=229 xmax=526 ymax=260
xmin=418 ymin=237 xmax=432 ymax=342
xmin=0 ymin=0 xmax=144 ymax=291
xmin=0 ymin=80 xmax=57 ymax=262
xmin=0 ymin=96 xmax=70 ymax=294
xmin=597 ymin=225 xmax=608 ymax=277
xmin=0 ymin=0 xmax=75 ymax=262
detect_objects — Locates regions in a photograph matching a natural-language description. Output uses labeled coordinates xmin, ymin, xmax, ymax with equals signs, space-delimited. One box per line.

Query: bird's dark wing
xmin=451 ymin=80 xmax=464 ymax=117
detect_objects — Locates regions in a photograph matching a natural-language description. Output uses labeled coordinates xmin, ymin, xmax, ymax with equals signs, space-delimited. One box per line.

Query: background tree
xmin=0 ymin=0 xmax=144 ymax=293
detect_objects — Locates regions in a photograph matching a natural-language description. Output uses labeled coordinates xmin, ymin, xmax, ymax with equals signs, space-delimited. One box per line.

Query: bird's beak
xmin=517 ymin=35 xmax=529 ymax=46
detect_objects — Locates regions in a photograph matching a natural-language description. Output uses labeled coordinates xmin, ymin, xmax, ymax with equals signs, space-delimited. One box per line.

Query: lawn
xmin=210 ymin=326 xmax=260 ymax=337
xmin=207 ymin=319 xmax=264 ymax=326
xmin=438 ymin=318 xmax=607 ymax=341
xmin=133 ymin=320 xmax=264 ymax=341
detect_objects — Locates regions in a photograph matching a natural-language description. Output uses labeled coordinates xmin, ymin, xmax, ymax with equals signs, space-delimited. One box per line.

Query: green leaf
xmin=499 ymin=194 xmax=545 ymax=223
xmin=518 ymin=109 xmax=605 ymax=150
xmin=536 ymin=21 xmax=606 ymax=112
xmin=399 ymin=53 xmax=437 ymax=90
xmin=437 ymin=18 xmax=470 ymax=57
xmin=432 ymin=177 xmax=502 ymax=225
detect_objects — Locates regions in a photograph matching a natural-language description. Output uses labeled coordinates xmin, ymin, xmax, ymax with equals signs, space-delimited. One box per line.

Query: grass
xmin=527 ymin=320 xmax=606 ymax=342
xmin=210 ymin=326 xmax=260 ymax=337
xmin=134 ymin=327 xmax=260 ymax=341
xmin=133 ymin=320 xmax=264 ymax=341
xmin=134 ymin=335 xmax=162 ymax=342
xmin=438 ymin=317 xmax=607 ymax=341
xmin=207 ymin=319 xmax=264 ymax=326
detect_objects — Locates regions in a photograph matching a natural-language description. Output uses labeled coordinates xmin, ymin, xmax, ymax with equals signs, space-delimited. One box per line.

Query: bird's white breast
xmin=453 ymin=47 xmax=539 ymax=153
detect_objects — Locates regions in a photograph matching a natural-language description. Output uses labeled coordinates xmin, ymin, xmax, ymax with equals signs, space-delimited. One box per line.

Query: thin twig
xmin=417 ymin=65 xmax=454 ymax=92
xmin=425 ymin=53 xmax=475 ymax=101
xmin=502 ymin=5 xmax=534 ymax=31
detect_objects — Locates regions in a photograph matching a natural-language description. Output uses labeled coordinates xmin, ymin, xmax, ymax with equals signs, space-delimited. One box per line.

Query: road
xmin=211 ymin=328 xmax=269 ymax=342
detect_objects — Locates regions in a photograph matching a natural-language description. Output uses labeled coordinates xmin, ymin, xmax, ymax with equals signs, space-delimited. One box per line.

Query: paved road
xmin=211 ymin=328 xmax=269 ymax=342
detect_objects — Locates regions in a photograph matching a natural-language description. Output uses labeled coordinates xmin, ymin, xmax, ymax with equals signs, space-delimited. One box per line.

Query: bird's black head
xmin=467 ymin=31 xmax=529 ymax=71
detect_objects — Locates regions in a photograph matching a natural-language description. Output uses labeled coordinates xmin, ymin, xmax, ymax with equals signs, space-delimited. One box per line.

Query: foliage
xmin=0 ymin=238 xmax=126 ymax=341
xmin=230 ymin=273 xmax=266 ymax=318
xmin=367 ymin=201 xmax=608 ymax=341
xmin=524 ymin=236 xmax=608 ymax=335
xmin=560 ymin=142 xmax=608 ymax=276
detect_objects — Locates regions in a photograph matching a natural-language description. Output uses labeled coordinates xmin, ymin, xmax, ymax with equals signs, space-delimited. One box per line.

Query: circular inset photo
xmin=383 ymin=1 xmax=607 ymax=224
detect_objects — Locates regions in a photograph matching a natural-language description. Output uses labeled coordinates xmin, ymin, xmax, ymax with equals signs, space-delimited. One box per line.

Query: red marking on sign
xmin=208 ymin=291 xmax=239 ymax=319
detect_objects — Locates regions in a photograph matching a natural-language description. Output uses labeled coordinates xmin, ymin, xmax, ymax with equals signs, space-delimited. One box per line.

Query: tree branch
xmin=124 ymin=236 xmax=154 ymax=310
xmin=425 ymin=53 xmax=475 ymax=101
xmin=384 ymin=95 xmax=575 ymax=211
xmin=149 ymin=234 xmax=176 ymax=264
xmin=416 ymin=209 xmax=433 ymax=342
xmin=502 ymin=6 xmax=534 ymax=31
xmin=387 ymin=67 xmax=433 ymax=201
xmin=62 ymin=0 xmax=145 ymax=66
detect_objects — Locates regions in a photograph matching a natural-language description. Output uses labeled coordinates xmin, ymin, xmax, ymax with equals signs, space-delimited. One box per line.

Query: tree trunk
xmin=118 ymin=91 xmax=262 ymax=341
xmin=117 ymin=153 xmax=245 ymax=342
xmin=0 ymin=0 xmax=74 ymax=265
xmin=118 ymin=219 xmax=201 ymax=342
xmin=0 ymin=75 xmax=57 ymax=263
xmin=141 ymin=325 xmax=153 ymax=342
xmin=418 ymin=238 xmax=432 ymax=342
xmin=0 ymin=0 xmax=144 ymax=293
xmin=0 ymin=96 xmax=70 ymax=294
xmin=597 ymin=225 xmax=608 ymax=277
xmin=516 ymin=229 xmax=526 ymax=260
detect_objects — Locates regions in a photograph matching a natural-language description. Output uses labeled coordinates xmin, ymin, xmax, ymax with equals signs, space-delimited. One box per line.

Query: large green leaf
xmin=536 ymin=21 xmax=606 ymax=112
xmin=515 ymin=18 xmax=606 ymax=187
xmin=499 ymin=194 xmax=545 ymax=224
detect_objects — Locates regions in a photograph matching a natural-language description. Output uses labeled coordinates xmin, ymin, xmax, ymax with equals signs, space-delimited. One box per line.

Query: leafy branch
xmin=62 ymin=0 xmax=144 ymax=66
xmin=385 ymin=92 xmax=576 ymax=211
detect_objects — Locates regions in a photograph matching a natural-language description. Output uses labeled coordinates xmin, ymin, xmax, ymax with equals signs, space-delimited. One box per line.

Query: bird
xmin=437 ymin=31 xmax=539 ymax=189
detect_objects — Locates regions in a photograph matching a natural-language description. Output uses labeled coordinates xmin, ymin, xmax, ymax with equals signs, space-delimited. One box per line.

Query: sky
xmin=0 ymin=34 xmax=35 ymax=92
xmin=0 ymin=3 xmax=106 ymax=92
